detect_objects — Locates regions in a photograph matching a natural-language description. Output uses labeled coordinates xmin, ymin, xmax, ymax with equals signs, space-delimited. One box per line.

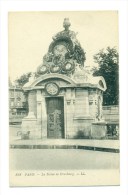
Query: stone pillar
xmin=41 ymin=91 xmax=47 ymax=138
xmin=28 ymin=91 xmax=37 ymax=116
xmin=65 ymin=89 xmax=74 ymax=138
xmin=21 ymin=90 xmax=37 ymax=139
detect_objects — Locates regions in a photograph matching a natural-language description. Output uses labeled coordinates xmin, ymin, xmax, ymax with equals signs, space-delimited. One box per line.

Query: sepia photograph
xmin=9 ymin=11 xmax=119 ymax=187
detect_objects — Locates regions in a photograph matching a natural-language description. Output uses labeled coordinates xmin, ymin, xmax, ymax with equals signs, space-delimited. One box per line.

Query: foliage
xmin=73 ymin=45 xmax=86 ymax=66
xmin=15 ymin=72 xmax=32 ymax=87
xmin=93 ymin=47 xmax=119 ymax=105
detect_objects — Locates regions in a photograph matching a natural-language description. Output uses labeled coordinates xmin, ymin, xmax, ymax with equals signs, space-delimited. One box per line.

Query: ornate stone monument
xmin=22 ymin=18 xmax=107 ymax=139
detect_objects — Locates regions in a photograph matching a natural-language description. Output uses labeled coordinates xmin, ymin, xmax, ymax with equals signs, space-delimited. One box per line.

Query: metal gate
xmin=46 ymin=97 xmax=64 ymax=138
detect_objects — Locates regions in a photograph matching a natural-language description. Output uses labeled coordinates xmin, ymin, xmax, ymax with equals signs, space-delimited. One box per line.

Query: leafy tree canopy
xmin=92 ymin=47 xmax=119 ymax=106
xmin=15 ymin=72 xmax=32 ymax=87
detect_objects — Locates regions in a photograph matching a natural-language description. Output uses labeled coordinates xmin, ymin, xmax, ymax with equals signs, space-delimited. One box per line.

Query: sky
xmin=8 ymin=11 xmax=118 ymax=82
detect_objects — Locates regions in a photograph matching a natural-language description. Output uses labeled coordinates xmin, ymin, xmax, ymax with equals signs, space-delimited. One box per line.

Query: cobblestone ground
xmin=10 ymin=149 xmax=119 ymax=170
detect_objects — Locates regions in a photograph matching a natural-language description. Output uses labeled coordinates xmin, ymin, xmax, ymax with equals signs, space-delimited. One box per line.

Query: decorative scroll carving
xmin=48 ymin=110 xmax=62 ymax=137
xmin=37 ymin=18 xmax=86 ymax=77
xmin=95 ymin=96 xmax=103 ymax=121
xmin=66 ymin=100 xmax=71 ymax=105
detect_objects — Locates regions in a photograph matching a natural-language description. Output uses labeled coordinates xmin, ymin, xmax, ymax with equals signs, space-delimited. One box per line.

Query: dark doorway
xmin=46 ymin=97 xmax=64 ymax=138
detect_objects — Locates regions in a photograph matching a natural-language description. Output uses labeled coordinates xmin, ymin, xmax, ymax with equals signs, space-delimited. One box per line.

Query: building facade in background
xmin=9 ymin=86 xmax=28 ymax=124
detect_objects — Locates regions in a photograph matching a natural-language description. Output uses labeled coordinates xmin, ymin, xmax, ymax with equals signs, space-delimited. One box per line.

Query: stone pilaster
xmin=89 ymin=92 xmax=97 ymax=119
xmin=41 ymin=91 xmax=47 ymax=138
xmin=36 ymin=90 xmax=42 ymax=119
xmin=85 ymin=90 xmax=90 ymax=116
xmin=28 ymin=91 xmax=37 ymax=116
xmin=74 ymin=89 xmax=90 ymax=117
xmin=65 ymin=88 xmax=74 ymax=138
xmin=36 ymin=90 xmax=42 ymax=137
xmin=73 ymin=88 xmax=93 ymax=138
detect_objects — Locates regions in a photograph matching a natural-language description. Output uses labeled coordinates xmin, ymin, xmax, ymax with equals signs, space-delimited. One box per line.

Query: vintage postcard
xmin=9 ymin=11 xmax=119 ymax=187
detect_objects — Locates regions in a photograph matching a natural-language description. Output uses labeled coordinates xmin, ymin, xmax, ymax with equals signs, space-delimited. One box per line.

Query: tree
xmin=92 ymin=47 xmax=119 ymax=105
xmin=15 ymin=72 xmax=32 ymax=87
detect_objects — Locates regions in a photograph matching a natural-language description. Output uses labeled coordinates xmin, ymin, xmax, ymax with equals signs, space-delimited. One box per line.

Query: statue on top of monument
xmin=63 ymin=18 xmax=71 ymax=30
xmin=37 ymin=18 xmax=86 ymax=77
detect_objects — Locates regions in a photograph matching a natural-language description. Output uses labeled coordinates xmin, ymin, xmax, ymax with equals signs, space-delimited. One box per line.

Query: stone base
xmin=91 ymin=122 xmax=107 ymax=139
xmin=21 ymin=117 xmax=47 ymax=139
xmin=21 ymin=111 xmax=41 ymax=139
xmin=71 ymin=116 xmax=94 ymax=139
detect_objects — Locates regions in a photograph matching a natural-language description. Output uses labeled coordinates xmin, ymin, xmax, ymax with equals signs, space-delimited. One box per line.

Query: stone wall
xmin=21 ymin=77 xmax=105 ymax=139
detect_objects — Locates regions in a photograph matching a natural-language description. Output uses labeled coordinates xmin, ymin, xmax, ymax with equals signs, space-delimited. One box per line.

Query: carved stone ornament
xmin=66 ymin=99 xmax=71 ymax=105
xmin=45 ymin=82 xmax=60 ymax=96
xmin=37 ymin=18 xmax=86 ymax=77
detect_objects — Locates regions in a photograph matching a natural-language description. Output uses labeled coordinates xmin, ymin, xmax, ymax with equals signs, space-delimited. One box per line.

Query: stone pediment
xmin=23 ymin=72 xmax=106 ymax=92
xmin=23 ymin=73 xmax=76 ymax=90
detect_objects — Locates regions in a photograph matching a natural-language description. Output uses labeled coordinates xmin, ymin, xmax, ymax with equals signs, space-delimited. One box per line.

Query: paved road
xmin=10 ymin=149 xmax=119 ymax=170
